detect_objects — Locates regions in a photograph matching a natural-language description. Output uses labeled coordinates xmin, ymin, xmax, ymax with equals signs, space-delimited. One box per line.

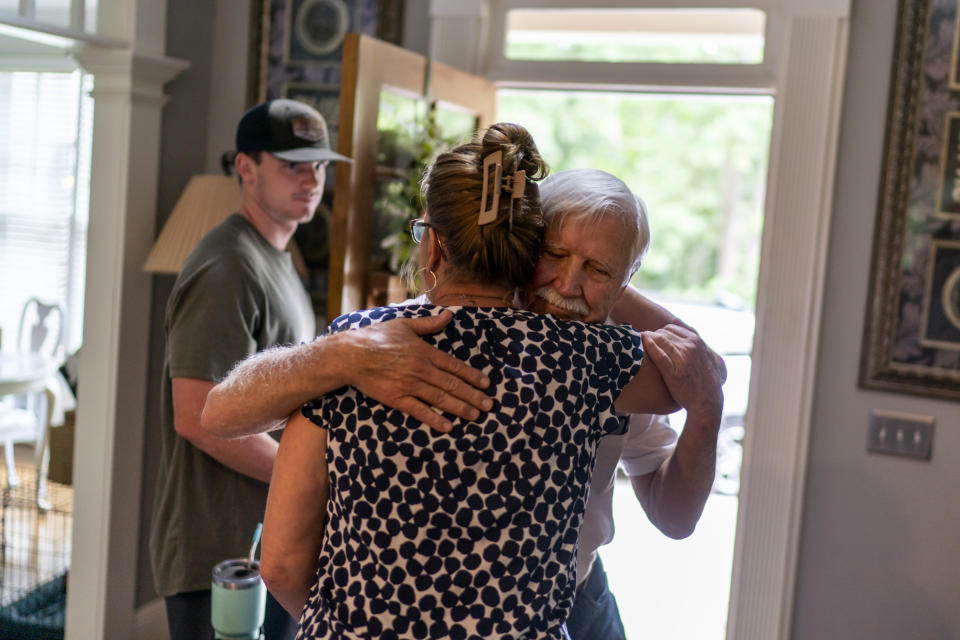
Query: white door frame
xmin=726 ymin=6 xmax=850 ymax=638
xmin=432 ymin=1 xmax=851 ymax=637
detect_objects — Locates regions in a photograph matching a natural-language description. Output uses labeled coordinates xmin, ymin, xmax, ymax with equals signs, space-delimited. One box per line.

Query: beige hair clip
xmin=479 ymin=150 xmax=502 ymax=226
xmin=503 ymin=169 xmax=526 ymax=229
xmin=479 ymin=150 xmax=527 ymax=229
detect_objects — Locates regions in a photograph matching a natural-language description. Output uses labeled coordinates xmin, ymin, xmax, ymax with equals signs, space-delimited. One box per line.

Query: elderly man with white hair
xmin=201 ymin=168 xmax=725 ymax=639
xmin=524 ymin=169 xmax=723 ymax=638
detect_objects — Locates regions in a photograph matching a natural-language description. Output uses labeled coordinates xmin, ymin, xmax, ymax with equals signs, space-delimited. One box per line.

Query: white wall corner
xmin=429 ymin=0 xmax=489 ymax=73
xmin=132 ymin=0 xmax=167 ymax=57
xmin=93 ymin=0 xmax=167 ymax=56
xmin=93 ymin=0 xmax=135 ymax=43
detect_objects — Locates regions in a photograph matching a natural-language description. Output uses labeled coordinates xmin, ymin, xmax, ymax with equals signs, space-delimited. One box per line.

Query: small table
xmin=0 ymin=353 xmax=63 ymax=508
xmin=0 ymin=354 xmax=60 ymax=396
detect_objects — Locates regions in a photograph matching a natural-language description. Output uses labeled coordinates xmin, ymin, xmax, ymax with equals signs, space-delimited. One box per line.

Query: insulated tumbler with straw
xmin=211 ymin=523 xmax=266 ymax=639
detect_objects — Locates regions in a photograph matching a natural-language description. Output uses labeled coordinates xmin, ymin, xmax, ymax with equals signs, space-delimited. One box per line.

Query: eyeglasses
xmin=409 ymin=218 xmax=435 ymax=244
xmin=409 ymin=217 xmax=446 ymax=259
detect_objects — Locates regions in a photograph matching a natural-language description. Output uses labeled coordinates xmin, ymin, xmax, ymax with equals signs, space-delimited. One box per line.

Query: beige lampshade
xmin=143 ymin=174 xmax=308 ymax=275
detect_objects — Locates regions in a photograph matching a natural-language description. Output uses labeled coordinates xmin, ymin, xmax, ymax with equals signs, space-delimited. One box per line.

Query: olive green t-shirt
xmin=149 ymin=213 xmax=315 ymax=596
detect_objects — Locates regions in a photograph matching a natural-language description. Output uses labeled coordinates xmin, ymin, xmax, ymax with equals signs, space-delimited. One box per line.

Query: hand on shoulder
xmin=339 ymin=310 xmax=493 ymax=432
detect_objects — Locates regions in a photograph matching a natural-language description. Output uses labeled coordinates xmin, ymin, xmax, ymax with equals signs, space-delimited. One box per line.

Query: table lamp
xmin=143 ymin=173 xmax=307 ymax=275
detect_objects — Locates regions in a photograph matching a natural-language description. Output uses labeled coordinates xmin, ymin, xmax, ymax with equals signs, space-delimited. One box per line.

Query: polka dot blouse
xmin=297 ymin=305 xmax=643 ymax=640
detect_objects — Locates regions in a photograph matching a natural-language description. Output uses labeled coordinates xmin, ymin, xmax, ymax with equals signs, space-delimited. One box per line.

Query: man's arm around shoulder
xmin=202 ymin=311 xmax=493 ymax=438
xmin=628 ymin=324 xmax=726 ymax=539
xmin=174 ymin=377 xmax=279 ymax=483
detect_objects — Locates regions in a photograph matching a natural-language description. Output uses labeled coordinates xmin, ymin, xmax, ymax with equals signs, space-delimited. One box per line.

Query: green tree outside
xmin=498 ymin=89 xmax=773 ymax=309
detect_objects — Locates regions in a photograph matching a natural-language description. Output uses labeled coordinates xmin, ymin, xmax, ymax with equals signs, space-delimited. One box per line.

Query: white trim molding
xmin=74 ymin=48 xmax=189 ymax=103
xmin=482 ymin=0 xmax=783 ymax=88
xmin=0 ymin=53 xmax=78 ymax=71
xmin=727 ymin=10 xmax=850 ymax=640
xmin=0 ymin=12 xmax=127 ymax=48
xmin=489 ymin=61 xmax=775 ymax=94
xmin=66 ymin=28 xmax=187 ymax=640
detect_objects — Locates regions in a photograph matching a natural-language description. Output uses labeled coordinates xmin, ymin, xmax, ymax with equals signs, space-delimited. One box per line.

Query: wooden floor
xmin=0 ymin=445 xmax=73 ymax=607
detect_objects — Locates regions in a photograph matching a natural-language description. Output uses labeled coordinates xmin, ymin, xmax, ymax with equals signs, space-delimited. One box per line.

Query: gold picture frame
xmin=860 ymin=0 xmax=960 ymax=400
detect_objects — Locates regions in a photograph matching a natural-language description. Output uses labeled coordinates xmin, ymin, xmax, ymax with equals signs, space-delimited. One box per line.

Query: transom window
xmin=504 ymin=7 xmax=766 ymax=64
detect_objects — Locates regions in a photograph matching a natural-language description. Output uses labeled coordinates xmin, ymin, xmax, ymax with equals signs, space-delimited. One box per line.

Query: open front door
xmin=329 ymin=33 xmax=496 ymax=318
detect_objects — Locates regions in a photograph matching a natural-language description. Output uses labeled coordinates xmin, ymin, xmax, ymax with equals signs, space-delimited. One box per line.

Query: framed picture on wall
xmin=247 ymin=0 xmax=405 ymax=104
xmin=921 ymin=240 xmax=960 ymax=349
xmin=860 ymin=0 xmax=960 ymax=400
xmin=284 ymin=0 xmax=356 ymax=66
xmin=935 ymin=112 xmax=960 ymax=218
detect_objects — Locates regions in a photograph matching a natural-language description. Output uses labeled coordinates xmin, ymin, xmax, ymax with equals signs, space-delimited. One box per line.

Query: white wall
xmin=794 ymin=1 xmax=960 ymax=636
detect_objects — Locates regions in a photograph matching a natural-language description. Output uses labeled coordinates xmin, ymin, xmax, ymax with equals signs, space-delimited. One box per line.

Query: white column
xmin=67 ymin=42 xmax=187 ymax=640
xmin=727 ymin=4 xmax=850 ymax=639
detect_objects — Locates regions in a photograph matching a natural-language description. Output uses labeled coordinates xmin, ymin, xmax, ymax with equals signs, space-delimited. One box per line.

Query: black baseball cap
xmin=236 ymin=99 xmax=351 ymax=163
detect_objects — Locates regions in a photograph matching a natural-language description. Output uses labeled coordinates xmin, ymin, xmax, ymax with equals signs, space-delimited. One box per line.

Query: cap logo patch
xmin=292 ymin=115 xmax=326 ymax=143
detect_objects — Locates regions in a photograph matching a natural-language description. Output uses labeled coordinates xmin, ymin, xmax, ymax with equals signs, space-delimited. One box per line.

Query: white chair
xmin=0 ymin=298 xmax=66 ymax=505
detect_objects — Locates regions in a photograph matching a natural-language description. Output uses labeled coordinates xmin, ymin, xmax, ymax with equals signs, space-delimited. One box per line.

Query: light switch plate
xmin=867 ymin=410 xmax=934 ymax=460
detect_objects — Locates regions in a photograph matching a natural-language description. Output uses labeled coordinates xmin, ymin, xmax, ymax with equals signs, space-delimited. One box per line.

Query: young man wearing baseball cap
xmin=149 ymin=99 xmax=349 ymax=639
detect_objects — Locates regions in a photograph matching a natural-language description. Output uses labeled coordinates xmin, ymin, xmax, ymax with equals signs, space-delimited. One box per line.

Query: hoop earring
xmin=413 ymin=267 xmax=438 ymax=295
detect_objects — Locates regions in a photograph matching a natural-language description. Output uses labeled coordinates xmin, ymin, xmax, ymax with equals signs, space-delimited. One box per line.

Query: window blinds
xmin=0 ymin=70 xmax=91 ymax=354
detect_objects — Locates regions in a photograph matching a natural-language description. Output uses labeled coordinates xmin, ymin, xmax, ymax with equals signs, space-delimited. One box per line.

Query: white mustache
xmin=533 ymin=287 xmax=589 ymax=317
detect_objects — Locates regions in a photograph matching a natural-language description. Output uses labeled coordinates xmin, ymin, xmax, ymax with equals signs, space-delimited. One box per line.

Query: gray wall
xmin=402 ymin=0 xmax=431 ymax=57
xmin=793 ymin=0 xmax=960 ymax=636
xmin=138 ymin=0 xmax=251 ymax=607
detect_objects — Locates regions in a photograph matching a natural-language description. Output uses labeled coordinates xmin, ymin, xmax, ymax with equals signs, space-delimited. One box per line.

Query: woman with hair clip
xmin=260 ymin=122 xmax=679 ymax=640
